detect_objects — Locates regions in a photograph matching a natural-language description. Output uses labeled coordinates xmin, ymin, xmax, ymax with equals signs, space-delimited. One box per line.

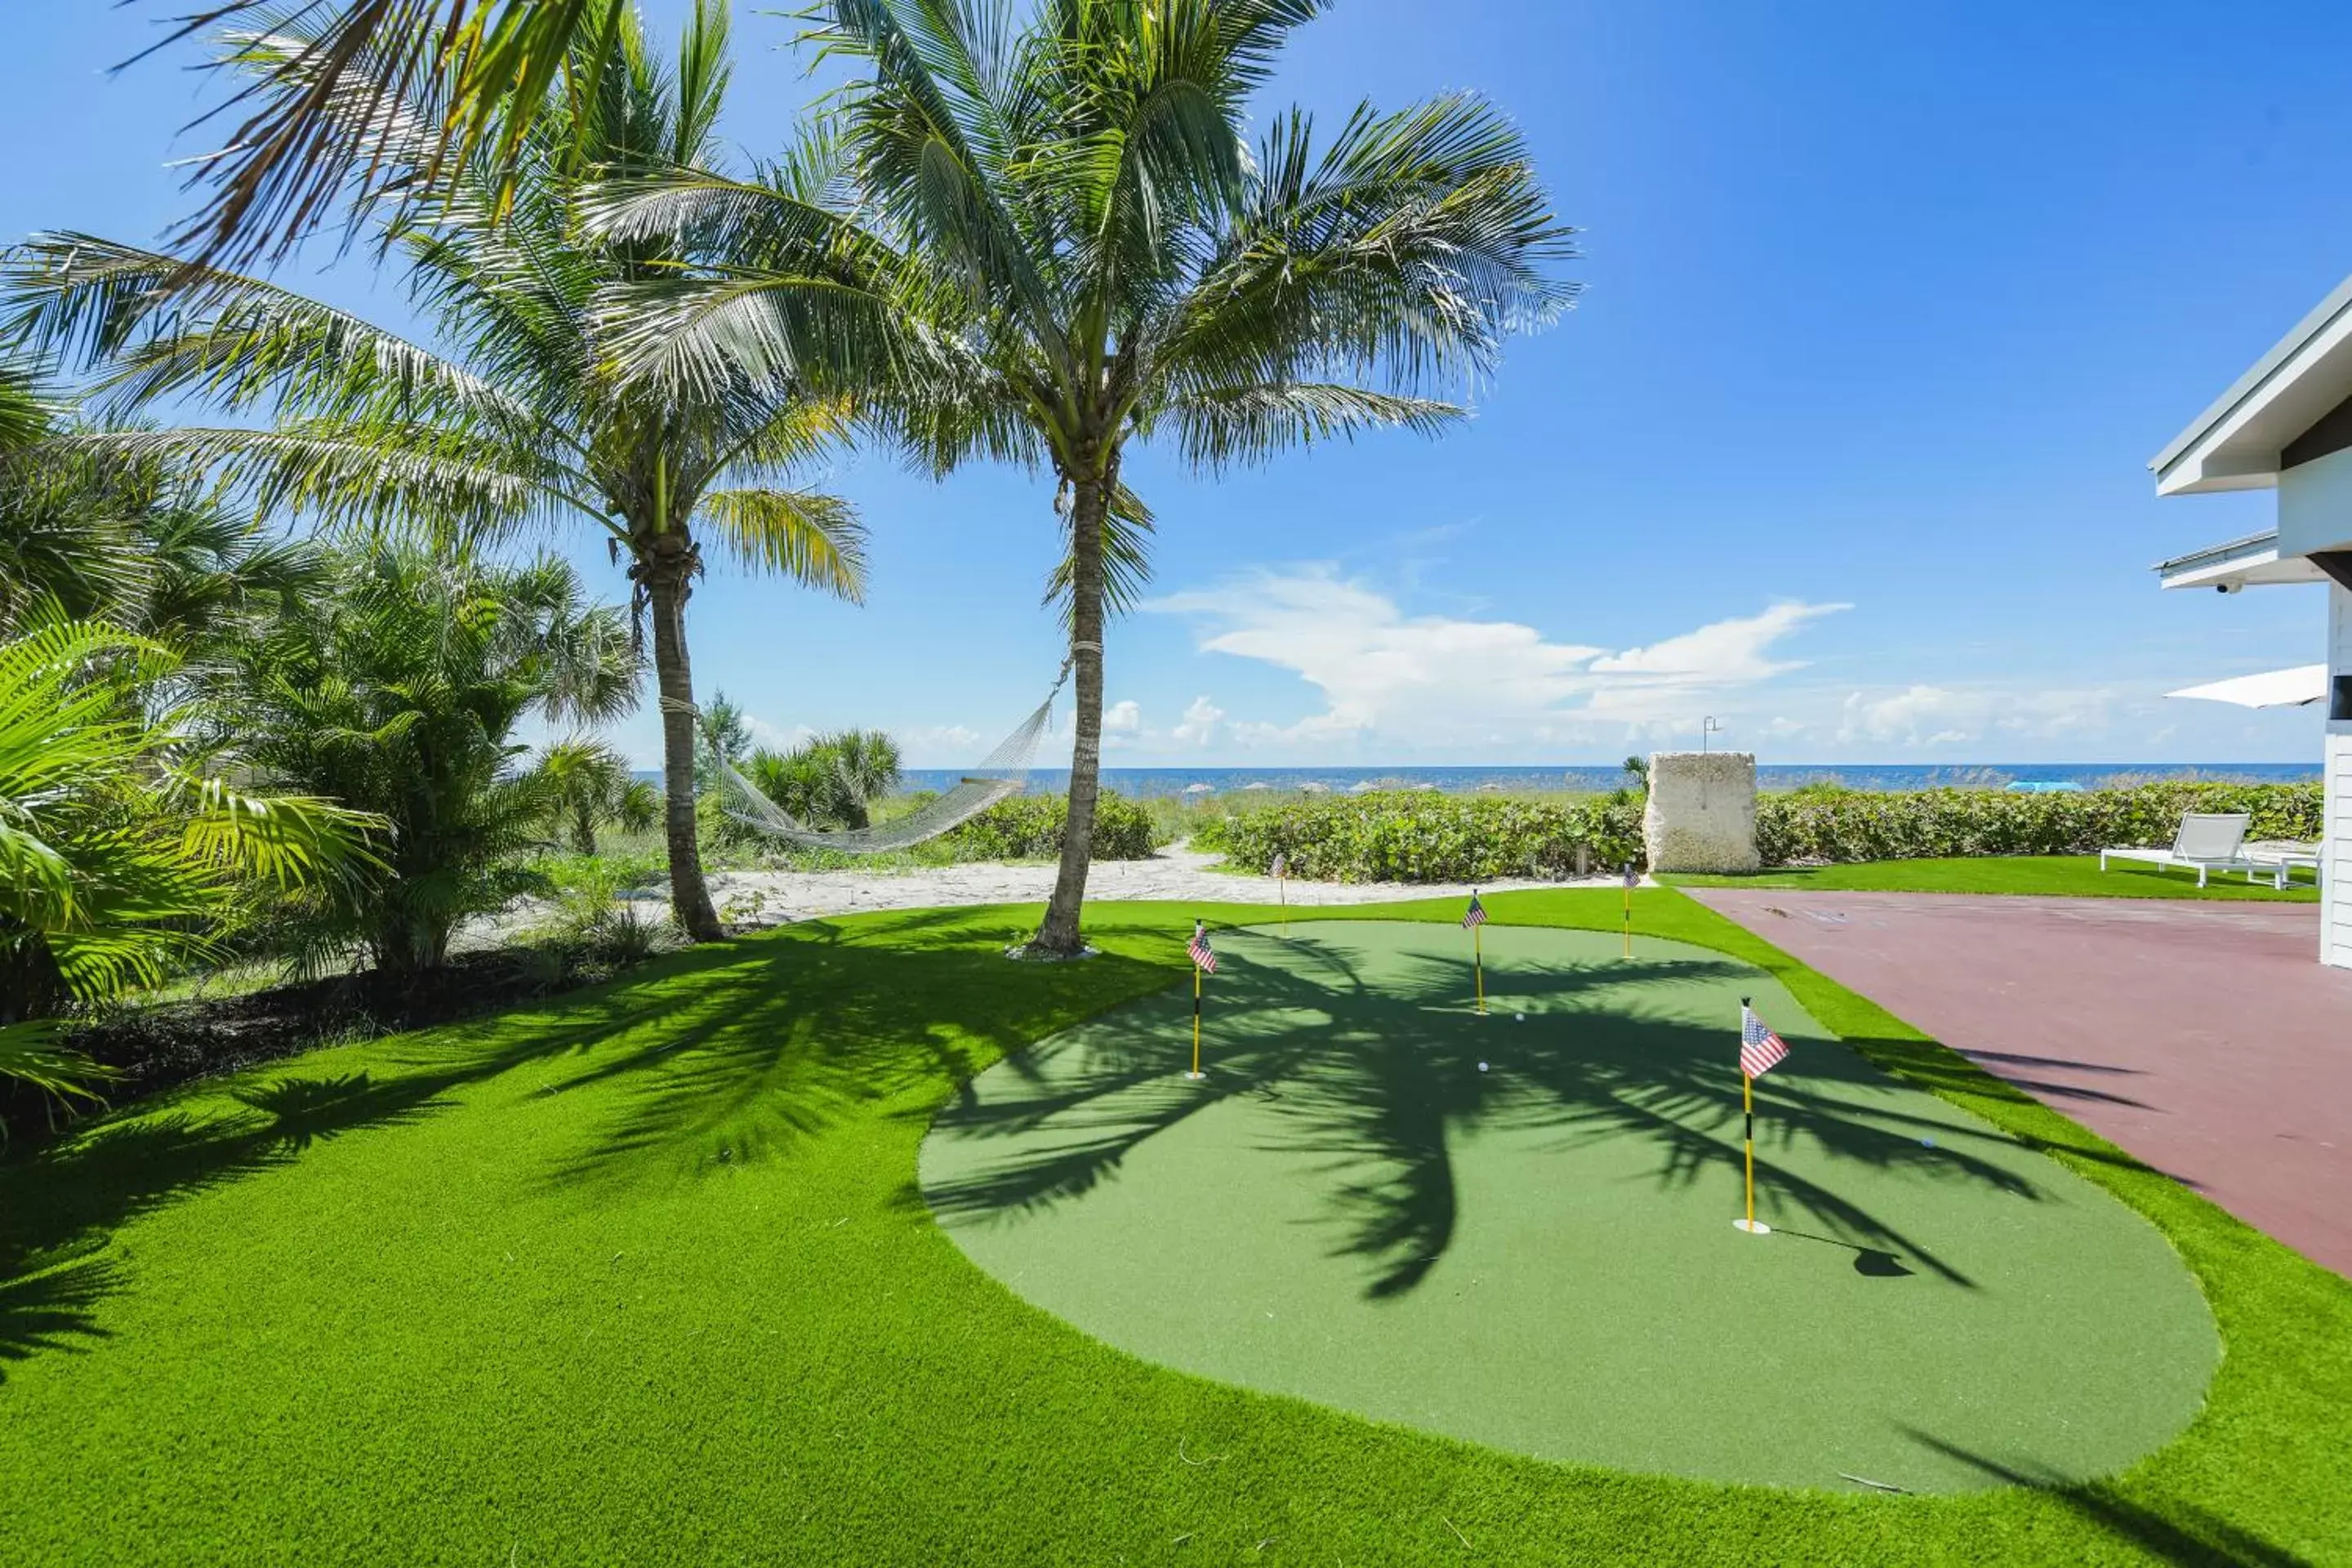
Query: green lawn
xmin=1664 ymin=854 xmax=2323 ymax=901
xmin=3 ymin=892 xmax=2346 ymax=1564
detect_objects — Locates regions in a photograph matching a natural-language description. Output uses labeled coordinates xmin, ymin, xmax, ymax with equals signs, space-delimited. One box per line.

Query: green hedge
xmin=1755 ymin=782 xmax=2323 ymax=864
xmin=1197 ymin=781 xmax=2324 ymax=883
xmin=1197 ymin=792 xmax=1644 ymax=883
xmin=945 ymin=790 xmax=1161 ymax=862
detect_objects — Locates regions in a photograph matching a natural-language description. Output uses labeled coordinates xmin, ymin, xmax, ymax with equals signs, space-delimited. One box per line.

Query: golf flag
xmin=1271 ymin=853 xmax=1289 ymax=930
xmin=1270 ymin=853 xmax=1288 ymax=880
xmin=1740 ymin=1004 xmax=1789 ymax=1080
xmin=1461 ymin=893 xmax=1487 ymax=929
xmin=1186 ymin=920 xmax=1214 ymax=1080
xmin=1623 ymin=862 xmax=1640 ymax=892
xmin=1187 ymin=920 xmax=1218 ymax=973
xmin=1735 ymin=997 xmax=1788 ymax=1234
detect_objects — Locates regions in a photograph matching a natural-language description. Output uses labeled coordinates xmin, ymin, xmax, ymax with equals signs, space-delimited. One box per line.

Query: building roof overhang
xmin=2151 ymin=529 xmax=2330 ymax=590
xmin=2151 ymin=272 xmax=2352 ymax=495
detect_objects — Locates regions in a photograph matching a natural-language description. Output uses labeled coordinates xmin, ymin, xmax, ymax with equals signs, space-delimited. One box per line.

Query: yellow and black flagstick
xmin=1189 ymin=961 xmax=1205 ymax=1080
xmin=1734 ymin=994 xmax=1770 ymax=1235
xmin=1472 ymin=921 xmax=1485 ymax=1018
xmin=1272 ymin=853 xmax=1288 ymax=934
xmin=1621 ymin=862 xmax=1635 ymax=960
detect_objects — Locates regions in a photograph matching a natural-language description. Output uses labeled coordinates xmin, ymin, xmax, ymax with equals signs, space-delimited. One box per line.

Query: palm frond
xmin=51 ymin=425 xmax=575 ymax=542
xmin=1150 ymin=382 xmax=1463 ymax=470
xmin=132 ymin=0 xmax=625 ymax=273
xmin=695 ymin=487 xmax=868 ymax=600
xmin=1043 ymin=479 xmax=1156 ymax=626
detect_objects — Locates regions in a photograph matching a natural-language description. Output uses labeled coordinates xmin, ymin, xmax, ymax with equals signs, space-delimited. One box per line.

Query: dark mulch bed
xmin=3 ymin=950 xmax=595 ymax=1147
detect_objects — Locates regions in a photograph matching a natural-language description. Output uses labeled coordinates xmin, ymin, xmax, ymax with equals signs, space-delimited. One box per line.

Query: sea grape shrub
xmin=947 ymin=791 xmax=1161 ymax=861
xmin=1203 ymin=793 xmax=1644 ymax=883
xmin=1753 ymin=782 xmax=2323 ymax=865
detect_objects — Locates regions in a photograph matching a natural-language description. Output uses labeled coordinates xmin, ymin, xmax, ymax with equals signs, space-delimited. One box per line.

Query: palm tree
xmin=238 ymin=541 xmax=640 ymax=977
xmin=537 ymin=737 xmax=660 ymax=854
xmin=6 ymin=1 xmax=866 ymax=942
xmin=0 ymin=359 xmax=326 ymax=651
xmin=588 ymin=0 xmax=1575 ymax=955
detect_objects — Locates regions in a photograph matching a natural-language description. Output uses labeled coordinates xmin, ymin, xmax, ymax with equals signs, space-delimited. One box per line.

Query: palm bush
xmin=0 ymin=359 xmax=325 ymax=653
xmin=537 ymin=737 xmax=659 ymax=855
xmin=234 ymin=544 xmax=641 ymax=978
xmin=742 ymin=729 xmax=902 ymax=831
xmin=590 ymin=0 xmax=1575 ymax=955
xmin=5 ymin=0 xmax=865 ymax=944
xmin=0 ymin=612 xmax=376 ymax=1103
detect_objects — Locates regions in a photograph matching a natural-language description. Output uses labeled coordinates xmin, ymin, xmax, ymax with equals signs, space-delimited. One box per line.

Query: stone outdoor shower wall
xmin=1644 ymin=752 xmax=1760 ymax=874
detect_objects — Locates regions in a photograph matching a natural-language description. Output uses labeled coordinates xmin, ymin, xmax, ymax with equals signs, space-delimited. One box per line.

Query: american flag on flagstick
xmin=1187 ymin=920 xmax=1217 ymax=973
xmin=1623 ymin=862 xmax=1640 ymax=891
xmin=1740 ymin=1004 xmax=1789 ymax=1080
xmin=1462 ymin=892 xmax=1487 ymax=929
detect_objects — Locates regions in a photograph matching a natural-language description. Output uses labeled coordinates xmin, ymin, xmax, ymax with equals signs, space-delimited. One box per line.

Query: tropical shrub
xmin=741 ymin=730 xmax=902 ymax=831
xmin=0 ymin=613 xmax=375 ymax=1104
xmin=234 ymin=545 xmax=640 ymax=978
xmin=947 ymin=792 xmax=1160 ymax=862
xmin=0 ymin=359 xmax=323 ymax=653
xmin=1200 ymin=793 xmax=1643 ymax=884
xmin=536 ymin=738 xmax=658 ymax=856
xmin=1753 ymin=782 xmax=2323 ymax=865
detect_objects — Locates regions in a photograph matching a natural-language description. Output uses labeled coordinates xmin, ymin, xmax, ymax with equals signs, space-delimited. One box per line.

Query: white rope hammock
xmin=695 ymin=659 xmax=1075 ymax=856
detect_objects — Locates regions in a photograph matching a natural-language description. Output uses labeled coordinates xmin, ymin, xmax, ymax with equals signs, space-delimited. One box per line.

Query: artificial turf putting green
xmin=922 ymin=920 xmax=2216 ymax=1494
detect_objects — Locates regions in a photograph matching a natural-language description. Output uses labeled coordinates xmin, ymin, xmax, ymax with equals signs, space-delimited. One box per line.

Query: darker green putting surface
xmin=921 ymin=920 xmax=2216 ymax=1494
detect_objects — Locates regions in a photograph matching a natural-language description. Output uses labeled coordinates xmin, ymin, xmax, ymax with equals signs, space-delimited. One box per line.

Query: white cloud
xmin=1147 ymin=567 xmax=1846 ymax=750
xmin=1170 ymin=696 xmax=1225 ymax=746
xmin=745 ymin=715 xmax=816 ymax=751
xmin=1836 ymin=684 xmax=2117 ymax=749
xmin=905 ymin=723 xmax=981 ymax=751
xmin=1103 ymin=700 xmax=1143 ymax=734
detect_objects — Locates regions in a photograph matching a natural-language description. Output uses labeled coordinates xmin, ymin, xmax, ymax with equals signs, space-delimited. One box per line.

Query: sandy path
xmin=691 ymin=844 xmax=1627 ymax=927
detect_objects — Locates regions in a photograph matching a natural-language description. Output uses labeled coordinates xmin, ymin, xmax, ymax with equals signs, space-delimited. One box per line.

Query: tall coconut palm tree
xmin=586 ymin=0 xmax=1575 ymax=956
xmin=7 ymin=0 xmax=866 ymax=942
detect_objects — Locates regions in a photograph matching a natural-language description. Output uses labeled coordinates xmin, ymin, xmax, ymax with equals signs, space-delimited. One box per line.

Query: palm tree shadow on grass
xmin=1897 ymin=1427 xmax=2314 ymax=1566
xmin=0 ymin=939 xmax=786 ymax=1376
xmin=541 ymin=915 xmax=1172 ymax=1192
xmin=925 ymin=932 xmax=2047 ymax=1297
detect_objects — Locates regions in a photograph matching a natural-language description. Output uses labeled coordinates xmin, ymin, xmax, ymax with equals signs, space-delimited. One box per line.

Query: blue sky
xmin=10 ymin=1 xmax=2352 ymax=767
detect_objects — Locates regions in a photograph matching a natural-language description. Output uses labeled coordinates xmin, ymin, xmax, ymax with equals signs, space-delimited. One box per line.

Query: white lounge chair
xmin=2243 ymin=839 xmax=2323 ymax=891
xmin=2099 ymin=813 xmax=2265 ymax=888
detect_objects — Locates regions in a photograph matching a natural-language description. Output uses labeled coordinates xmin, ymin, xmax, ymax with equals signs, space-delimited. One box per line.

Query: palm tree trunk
xmin=1031 ymin=476 xmax=1107 ymax=957
xmin=644 ymin=546 xmax=725 ymax=942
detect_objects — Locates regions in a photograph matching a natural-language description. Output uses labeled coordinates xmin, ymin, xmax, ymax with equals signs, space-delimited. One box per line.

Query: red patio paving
xmin=1686 ymin=889 xmax=2352 ymax=1278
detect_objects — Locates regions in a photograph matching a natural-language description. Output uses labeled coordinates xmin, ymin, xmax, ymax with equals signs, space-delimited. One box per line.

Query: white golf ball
xmin=1477 ymin=1060 xmax=1490 ymax=1072
xmin=1514 ymin=1013 xmax=1525 ymax=1022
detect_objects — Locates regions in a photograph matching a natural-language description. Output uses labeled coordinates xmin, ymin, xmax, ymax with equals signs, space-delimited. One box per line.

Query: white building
xmin=2151 ymin=275 xmax=2352 ymax=968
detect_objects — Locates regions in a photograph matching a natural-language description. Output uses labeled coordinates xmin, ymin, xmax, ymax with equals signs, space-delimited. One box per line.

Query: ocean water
xmin=893 ymin=762 xmax=2322 ymax=800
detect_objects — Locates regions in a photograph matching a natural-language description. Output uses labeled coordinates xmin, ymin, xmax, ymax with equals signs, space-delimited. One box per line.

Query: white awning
xmin=2163 ymin=664 xmax=2329 ymax=708
xmin=2152 ymin=529 xmax=2330 ymax=590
